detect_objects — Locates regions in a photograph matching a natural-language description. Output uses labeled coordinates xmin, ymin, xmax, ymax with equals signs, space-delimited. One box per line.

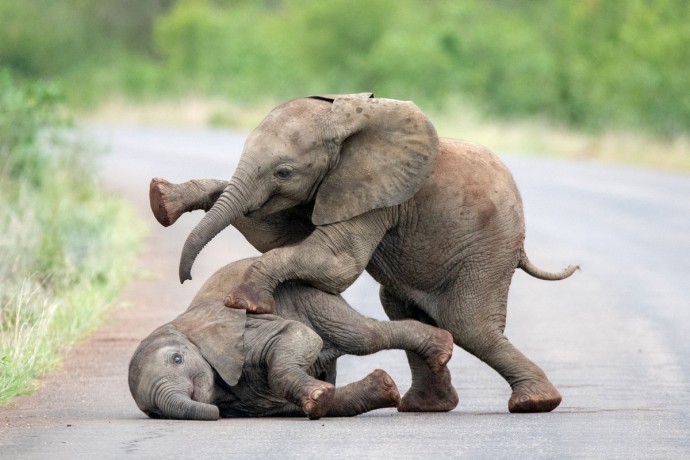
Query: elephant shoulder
xmin=437 ymin=138 xmax=514 ymax=183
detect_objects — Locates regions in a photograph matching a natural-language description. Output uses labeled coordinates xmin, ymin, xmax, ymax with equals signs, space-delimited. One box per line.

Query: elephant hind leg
xmin=442 ymin=271 xmax=561 ymax=413
xmin=326 ymin=369 xmax=400 ymax=417
xmin=461 ymin=330 xmax=562 ymax=413
xmin=380 ymin=287 xmax=459 ymax=412
xmin=299 ymin=285 xmax=454 ymax=374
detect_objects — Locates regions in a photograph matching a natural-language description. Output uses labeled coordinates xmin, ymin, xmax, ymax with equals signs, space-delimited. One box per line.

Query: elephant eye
xmin=171 ymin=353 xmax=183 ymax=365
xmin=274 ymin=165 xmax=293 ymax=180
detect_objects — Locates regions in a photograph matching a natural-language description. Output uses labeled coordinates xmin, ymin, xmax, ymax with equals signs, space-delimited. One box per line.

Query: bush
xmin=2 ymin=0 xmax=689 ymax=136
xmin=0 ymin=71 xmax=143 ymax=404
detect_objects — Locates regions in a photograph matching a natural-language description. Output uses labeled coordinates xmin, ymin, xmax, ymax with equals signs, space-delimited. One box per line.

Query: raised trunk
xmin=157 ymin=390 xmax=219 ymax=421
xmin=178 ymin=182 xmax=248 ymax=283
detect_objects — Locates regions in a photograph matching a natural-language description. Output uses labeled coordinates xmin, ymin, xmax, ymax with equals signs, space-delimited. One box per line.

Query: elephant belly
xmin=215 ymin=380 xmax=300 ymax=418
xmin=367 ymin=141 xmax=525 ymax=305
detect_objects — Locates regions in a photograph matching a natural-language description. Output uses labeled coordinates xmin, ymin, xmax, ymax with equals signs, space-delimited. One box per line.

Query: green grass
xmin=0 ymin=154 xmax=144 ymax=405
xmin=0 ymin=72 xmax=145 ymax=405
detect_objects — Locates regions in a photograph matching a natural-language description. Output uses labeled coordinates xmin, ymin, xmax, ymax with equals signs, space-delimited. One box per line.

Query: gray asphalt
xmin=2 ymin=123 xmax=689 ymax=458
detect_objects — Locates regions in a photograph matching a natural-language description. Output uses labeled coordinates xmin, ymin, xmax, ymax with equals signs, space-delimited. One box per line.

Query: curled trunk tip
xmin=161 ymin=392 xmax=220 ymax=421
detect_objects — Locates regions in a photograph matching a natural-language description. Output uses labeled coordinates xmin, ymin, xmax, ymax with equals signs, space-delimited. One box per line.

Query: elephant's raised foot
xmin=150 ymin=178 xmax=185 ymax=227
xmin=224 ymin=283 xmax=276 ymax=314
xmin=398 ymin=373 xmax=458 ymax=412
xmin=301 ymin=382 xmax=336 ymax=420
xmin=508 ymin=381 xmax=562 ymax=413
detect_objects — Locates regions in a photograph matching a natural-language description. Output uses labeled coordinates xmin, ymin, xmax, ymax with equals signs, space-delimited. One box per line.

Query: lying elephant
xmin=152 ymin=93 xmax=577 ymax=414
xmin=128 ymin=258 xmax=453 ymax=420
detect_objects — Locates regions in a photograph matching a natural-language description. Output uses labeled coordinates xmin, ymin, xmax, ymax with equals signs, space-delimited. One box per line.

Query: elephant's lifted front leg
xmin=150 ymin=178 xmax=315 ymax=253
xmin=150 ymin=178 xmax=228 ymax=227
xmin=226 ymin=209 xmax=393 ymax=314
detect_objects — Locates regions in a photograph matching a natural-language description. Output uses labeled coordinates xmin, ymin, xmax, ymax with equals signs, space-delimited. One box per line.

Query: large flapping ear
xmin=173 ymin=301 xmax=246 ymax=387
xmin=311 ymin=94 xmax=439 ymax=225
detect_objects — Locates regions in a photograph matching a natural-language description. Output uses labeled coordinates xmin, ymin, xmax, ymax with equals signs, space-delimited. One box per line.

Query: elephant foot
xmin=224 ymin=283 xmax=276 ymax=314
xmin=301 ymin=382 xmax=336 ymax=420
xmin=362 ymin=369 xmax=401 ymax=409
xmin=422 ymin=329 xmax=454 ymax=373
xmin=508 ymin=380 xmax=562 ymax=413
xmin=398 ymin=372 xmax=458 ymax=412
xmin=149 ymin=178 xmax=186 ymax=227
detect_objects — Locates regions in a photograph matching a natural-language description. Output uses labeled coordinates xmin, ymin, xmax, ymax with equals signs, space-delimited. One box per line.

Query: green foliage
xmin=1 ymin=0 xmax=689 ymax=135
xmin=0 ymin=72 xmax=144 ymax=404
xmin=0 ymin=71 xmax=70 ymax=186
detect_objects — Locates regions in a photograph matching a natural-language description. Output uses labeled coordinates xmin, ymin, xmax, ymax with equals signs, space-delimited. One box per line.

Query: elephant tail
xmin=518 ymin=250 xmax=579 ymax=281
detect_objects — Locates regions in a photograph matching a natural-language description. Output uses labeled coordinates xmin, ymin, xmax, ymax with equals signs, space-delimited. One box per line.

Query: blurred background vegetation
xmin=1 ymin=0 xmax=688 ymax=138
xmin=0 ymin=71 xmax=143 ymax=403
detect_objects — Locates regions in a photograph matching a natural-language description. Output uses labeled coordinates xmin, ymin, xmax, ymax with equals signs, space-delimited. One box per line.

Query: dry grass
xmin=81 ymin=96 xmax=272 ymax=130
xmin=83 ymin=96 xmax=690 ymax=173
xmin=432 ymin=105 xmax=690 ymax=173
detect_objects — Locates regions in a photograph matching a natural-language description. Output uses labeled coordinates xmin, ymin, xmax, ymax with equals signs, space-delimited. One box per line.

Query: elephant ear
xmin=173 ymin=302 xmax=246 ymax=387
xmin=312 ymin=95 xmax=439 ymax=226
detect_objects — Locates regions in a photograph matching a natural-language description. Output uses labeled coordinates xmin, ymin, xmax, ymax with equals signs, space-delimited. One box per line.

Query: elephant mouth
xmin=247 ymin=194 xmax=302 ymax=219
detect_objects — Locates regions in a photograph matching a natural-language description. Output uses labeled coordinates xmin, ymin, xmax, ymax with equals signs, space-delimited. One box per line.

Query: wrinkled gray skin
xmin=152 ymin=93 xmax=577 ymax=413
xmin=129 ymin=258 xmax=453 ymax=421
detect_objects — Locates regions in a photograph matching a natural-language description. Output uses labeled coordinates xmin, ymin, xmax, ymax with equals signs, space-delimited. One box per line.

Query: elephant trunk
xmin=179 ymin=181 xmax=249 ymax=283
xmin=155 ymin=387 xmax=219 ymax=421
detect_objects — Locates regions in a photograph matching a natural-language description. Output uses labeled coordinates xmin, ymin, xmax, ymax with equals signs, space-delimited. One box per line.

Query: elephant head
xmin=128 ymin=303 xmax=246 ymax=420
xmin=178 ymin=93 xmax=439 ymax=282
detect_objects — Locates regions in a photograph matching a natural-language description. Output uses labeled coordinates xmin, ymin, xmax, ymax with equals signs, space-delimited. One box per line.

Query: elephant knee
xmin=276 ymin=321 xmax=323 ymax=363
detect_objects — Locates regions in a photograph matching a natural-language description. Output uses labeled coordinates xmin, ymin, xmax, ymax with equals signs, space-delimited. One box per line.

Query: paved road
xmin=2 ymin=123 xmax=689 ymax=458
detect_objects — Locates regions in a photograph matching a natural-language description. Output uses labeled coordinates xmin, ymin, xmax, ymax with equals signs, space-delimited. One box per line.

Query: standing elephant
xmin=129 ymin=258 xmax=454 ymax=420
xmin=151 ymin=93 xmax=577 ymax=413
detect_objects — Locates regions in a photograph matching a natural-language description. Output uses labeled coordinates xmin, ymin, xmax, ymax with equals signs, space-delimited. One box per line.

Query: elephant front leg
xmin=442 ymin=266 xmax=562 ymax=413
xmin=225 ymin=210 xmax=391 ymax=314
xmin=254 ymin=319 xmax=335 ymax=419
xmin=149 ymin=178 xmax=228 ymax=227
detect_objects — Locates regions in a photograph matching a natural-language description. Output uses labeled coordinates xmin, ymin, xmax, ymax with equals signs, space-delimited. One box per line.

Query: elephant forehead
xmin=137 ymin=338 xmax=187 ymax=363
xmin=255 ymin=100 xmax=328 ymax=139
xmin=249 ymin=122 xmax=319 ymax=152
